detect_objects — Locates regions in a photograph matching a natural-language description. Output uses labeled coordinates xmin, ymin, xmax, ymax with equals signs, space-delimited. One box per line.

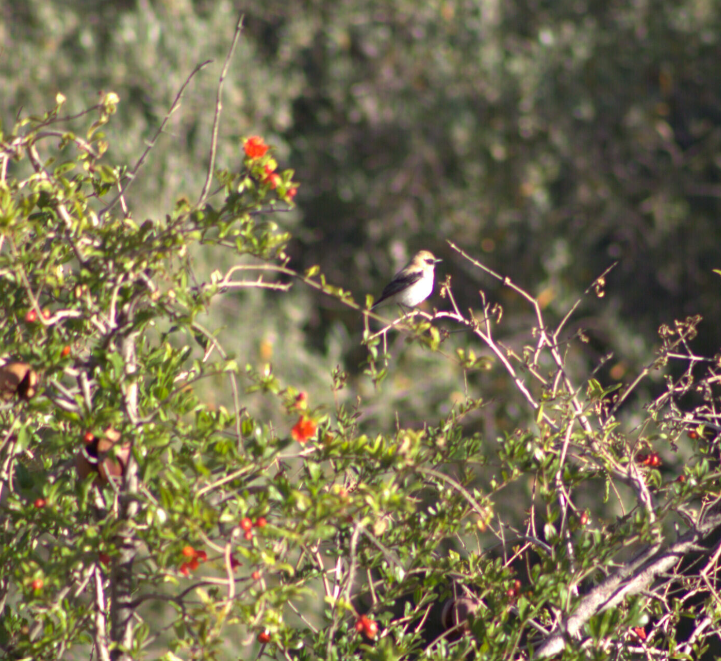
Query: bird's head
xmin=411 ymin=250 xmax=442 ymax=270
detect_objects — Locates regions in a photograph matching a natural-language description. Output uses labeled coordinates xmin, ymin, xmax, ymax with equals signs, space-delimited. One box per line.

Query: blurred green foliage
xmin=3 ymin=0 xmax=721 ymax=432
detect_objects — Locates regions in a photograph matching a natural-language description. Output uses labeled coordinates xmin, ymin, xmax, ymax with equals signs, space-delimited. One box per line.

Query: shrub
xmin=0 ymin=26 xmax=720 ymax=661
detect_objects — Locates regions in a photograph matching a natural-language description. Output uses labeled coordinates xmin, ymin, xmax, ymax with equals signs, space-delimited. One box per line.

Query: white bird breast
xmin=396 ymin=272 xmax=434 ymax=307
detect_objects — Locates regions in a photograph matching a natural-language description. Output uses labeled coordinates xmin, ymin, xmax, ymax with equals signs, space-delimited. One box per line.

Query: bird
xmin=371 ymin=250 xmax=442 ymax=311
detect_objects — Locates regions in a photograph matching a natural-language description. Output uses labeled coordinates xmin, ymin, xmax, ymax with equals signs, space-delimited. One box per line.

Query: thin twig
xmin=99 ymin=60 xmax=213 ymax=219
xmin=197 ymin=14 xmax=244 ymax=208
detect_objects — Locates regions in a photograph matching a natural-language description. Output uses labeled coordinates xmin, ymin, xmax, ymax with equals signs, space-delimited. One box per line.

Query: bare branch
xmin=99 ymin=60 xmax=213 ymax=220
xmin=197 ymin=14 xmax=245 ymax=208
xmin=535 ymin=512 xmax=721 ymax=658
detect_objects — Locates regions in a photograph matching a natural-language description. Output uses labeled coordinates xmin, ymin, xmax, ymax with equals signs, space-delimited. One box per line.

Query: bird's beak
xmin=434 ymin=258 xmax=442 ymax=263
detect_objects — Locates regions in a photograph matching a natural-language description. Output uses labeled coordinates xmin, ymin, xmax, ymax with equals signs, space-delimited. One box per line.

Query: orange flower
xmin=243 ymin=136 xmax=269 ymax=158
xmin=291 ymin=416 xmax=317 ymax=444
xmin=179 ymin=546 xmax=206 ymax=576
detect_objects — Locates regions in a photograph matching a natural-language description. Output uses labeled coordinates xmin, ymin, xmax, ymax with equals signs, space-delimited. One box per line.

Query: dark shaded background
xmin=2 ymin=0 xmax=720 ymax=432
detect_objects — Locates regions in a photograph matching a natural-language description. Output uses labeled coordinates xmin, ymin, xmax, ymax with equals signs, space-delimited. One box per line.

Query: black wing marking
xmin=373 ymin=270 xmax=423 ymax=307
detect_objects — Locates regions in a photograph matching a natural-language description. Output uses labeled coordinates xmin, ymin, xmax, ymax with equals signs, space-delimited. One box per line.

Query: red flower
xmin=286 ymin=187 xmax=298 ymax=201
xmin=243 ymin=136 xmax=268 ymax=159
xmin=179 ymin=546 xmax=206 ymax=576
xmin=631 ymin=626 xmax=647 ymax=641
xmin=291 ymin=416 xmax=317 ymax=444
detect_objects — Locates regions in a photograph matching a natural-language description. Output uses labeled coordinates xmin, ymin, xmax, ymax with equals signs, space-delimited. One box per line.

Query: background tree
xmin=3 ymin=0 xmax=721 ymax=436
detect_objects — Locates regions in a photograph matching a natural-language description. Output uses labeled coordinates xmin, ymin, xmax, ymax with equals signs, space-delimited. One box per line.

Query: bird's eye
xmin=425 ymin=258 xmax=435 ymax=265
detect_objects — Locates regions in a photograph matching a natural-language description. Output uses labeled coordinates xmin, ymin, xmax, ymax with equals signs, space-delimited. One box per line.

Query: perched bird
xmin=372 ymin=250 xmax=442 ymax=311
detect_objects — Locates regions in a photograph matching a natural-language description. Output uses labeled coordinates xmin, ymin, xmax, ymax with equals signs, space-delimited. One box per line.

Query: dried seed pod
xmin=76 ymin=446 xmax=96 ymax=482
xmin=441 ymin=596 xmax=478 ymax=635
xmin=76 ymin=428 xmax=130 ymax=484
xmin=0 ymin=362 xmax=38 ymax=401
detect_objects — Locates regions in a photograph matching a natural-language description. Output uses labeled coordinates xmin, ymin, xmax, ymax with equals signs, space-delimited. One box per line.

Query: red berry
xmin=507 ymin=587 xmax=517 ymax=599
xmin=98 ymin=552 xmax=111 ymax=566
xmin=42 ymin=308 xmax=50 ymax=320
xmin=240 ymin=517 xmax=253 ymax=531
xmin=676 ymin=475 xmax=686 ymax=483
xmin=688 ymin=430 xmax=699 ymax=440
xmin=196 ymin=550 xmax=207 ymax=562
xmin=355 ymin=619 xmax=365 ymax=633
xmin=83 ymin=431 xmax=95 ymax=444
xmin=361 ymin=616 xmax=378 ymax=639
xmin=189 ymin=558 xmax=200 ymax=571
xmin=258 ymin=630 xmax=271 ymax=644
xmin=31 ymin=579 xmax=43 ymax=591
xmin=251 ymin=570 xmax=261 ymax=580
xmin=34 ymin=498 xmax=46 ymax=509
xmin=61 ymin=346 xmax=71 ymax=357
xmin=25 ymin=310 xmax=37 ymax=323
xmin=261 ymin=172 xmax=281 ymax=189
xmin=254 ymin=517 xmax=267 ymax=528
xmin=580 ymin=511 xmax=589 ymax=525
xmin=179 ymin=563 xmax=190 ymax=577
xmin=182 ymin=546 xmax=196 ymax=558
xmin=244 ymin=530 xmax=254 ymax=541
xmin=514 ymin=580 xmax=522 ymax=592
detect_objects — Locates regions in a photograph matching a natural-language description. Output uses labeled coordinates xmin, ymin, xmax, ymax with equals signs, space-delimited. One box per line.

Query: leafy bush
xmin=1 ymin=27 xmax=721 ymax=661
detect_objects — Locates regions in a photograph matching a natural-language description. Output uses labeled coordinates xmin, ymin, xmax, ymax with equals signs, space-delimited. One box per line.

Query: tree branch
xmin=535 ymin=512 xmax=721 ymax=658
